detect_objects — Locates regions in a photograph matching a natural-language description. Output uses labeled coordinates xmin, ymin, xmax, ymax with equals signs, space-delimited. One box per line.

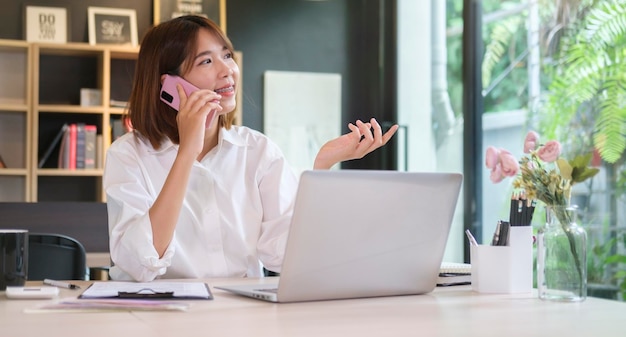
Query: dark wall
xmin=226 ymin=0 xmax=349 ymax=130
xmin=0 ymin=0 xmax=397 ymax=169
xmin=227 ymin=0 xmax=398 ymax=169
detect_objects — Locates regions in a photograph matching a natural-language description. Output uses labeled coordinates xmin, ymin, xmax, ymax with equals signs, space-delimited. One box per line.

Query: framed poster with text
xmin=154 ymin=0 xmax=226 ymax=32
xmin=88 ymin=7 xmax=138 ymax=46
xmin=25 ymin=6 xmax=68 ymax=43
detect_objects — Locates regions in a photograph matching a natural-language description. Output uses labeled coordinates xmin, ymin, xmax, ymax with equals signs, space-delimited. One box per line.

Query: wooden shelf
xmin=0 ymin=168 xmax=28 ymax=176
xmin=28 ymin=42 xmax=139 ymax=202
xmin=0 ymin=40 xmax=30 ymax=200
xmin=35 ymin=168 xmax=103 ymax=177
xmin=109 ymin=107 xmax=128 ymax=115
xmin=36 ymin=105 xmax=105 ymax=113
xmin=0 ymin=102 xmax=28 ymax=110
xmin=0 ymin=40 xmax=138 ymax=202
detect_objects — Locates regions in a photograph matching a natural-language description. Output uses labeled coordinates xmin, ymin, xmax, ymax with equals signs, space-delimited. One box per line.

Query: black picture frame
xmin=153 ymin=0 xmax=226 ymax=32
xmin=88 ymin=7 xmax=138 ymax=46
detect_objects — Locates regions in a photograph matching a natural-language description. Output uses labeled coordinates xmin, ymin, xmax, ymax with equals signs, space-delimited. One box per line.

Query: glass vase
xmin=536 ymin=205 xmax=587 ymax=302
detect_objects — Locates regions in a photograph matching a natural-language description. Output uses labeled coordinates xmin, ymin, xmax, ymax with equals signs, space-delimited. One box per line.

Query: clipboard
xmin=78 ymin=281 xmax=213 ymax=300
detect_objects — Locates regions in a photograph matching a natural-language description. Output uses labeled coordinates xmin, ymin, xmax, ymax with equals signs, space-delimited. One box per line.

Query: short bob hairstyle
xmin=127 ymin=15 xmax=237 ymax=149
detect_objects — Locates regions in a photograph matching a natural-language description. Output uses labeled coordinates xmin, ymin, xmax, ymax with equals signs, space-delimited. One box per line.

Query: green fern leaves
xmin=545 ymin=0 xmax=626 ymax=163
xmin=482 ymin=16 xmax=523 ymax=88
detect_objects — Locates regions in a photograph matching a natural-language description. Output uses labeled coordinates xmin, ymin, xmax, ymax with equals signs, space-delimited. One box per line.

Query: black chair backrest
xmin=28 ymin=233 xmax=87 ymax=281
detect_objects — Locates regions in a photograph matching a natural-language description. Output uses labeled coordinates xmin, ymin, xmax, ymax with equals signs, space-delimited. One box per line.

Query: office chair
xmin=28 ymin=233 xmax=88 ymax=281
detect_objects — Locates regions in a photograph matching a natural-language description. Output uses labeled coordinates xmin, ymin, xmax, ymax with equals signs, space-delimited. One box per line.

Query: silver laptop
xmin=215 ymin=170 xmax=462 ymax=303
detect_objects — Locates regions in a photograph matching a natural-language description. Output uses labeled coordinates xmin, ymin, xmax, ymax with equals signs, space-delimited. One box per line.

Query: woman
xmin=104 ymin=15 xmax=398 ymax=282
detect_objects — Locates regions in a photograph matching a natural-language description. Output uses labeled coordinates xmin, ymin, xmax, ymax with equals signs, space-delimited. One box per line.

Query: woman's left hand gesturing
xmin=313 ymin=118 xmax=399 ymax=170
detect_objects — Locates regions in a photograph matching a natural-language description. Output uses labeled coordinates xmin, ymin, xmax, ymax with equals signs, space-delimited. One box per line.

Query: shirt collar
xmin=220 ymin=126 xmax=248 ymax=147
xmin=143 ymin=134 xmax=176 ymax=154
xmin=144 ymin=127 xmax=248 ymax=154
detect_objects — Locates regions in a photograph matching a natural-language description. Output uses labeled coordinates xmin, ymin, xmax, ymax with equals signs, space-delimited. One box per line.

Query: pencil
xmin=509 ymin=194 xmax=516 ymax=225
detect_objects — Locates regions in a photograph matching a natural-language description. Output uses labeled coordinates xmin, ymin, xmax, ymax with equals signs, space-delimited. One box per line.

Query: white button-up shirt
xmin=103 ymin=126 xmax=298 ymax=281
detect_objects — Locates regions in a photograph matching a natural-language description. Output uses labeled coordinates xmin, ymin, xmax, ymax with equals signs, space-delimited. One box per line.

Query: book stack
xmin=38 ymin=123 xmax=98 ymax=169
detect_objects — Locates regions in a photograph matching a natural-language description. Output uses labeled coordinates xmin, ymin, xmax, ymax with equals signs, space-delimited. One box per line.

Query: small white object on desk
xmin=5 ymin=286 xmax=59 ymax=299
xmin=470 ymin=226 xmax=533 ymax=293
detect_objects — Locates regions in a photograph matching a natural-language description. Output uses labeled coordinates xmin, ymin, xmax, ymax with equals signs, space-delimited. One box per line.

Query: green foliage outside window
xmin=446 ymin=0 xmax=626 ymax=301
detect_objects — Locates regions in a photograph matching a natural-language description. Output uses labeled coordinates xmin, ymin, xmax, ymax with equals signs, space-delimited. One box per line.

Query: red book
xmin=69 ymin=123 xmax=77 ymax=170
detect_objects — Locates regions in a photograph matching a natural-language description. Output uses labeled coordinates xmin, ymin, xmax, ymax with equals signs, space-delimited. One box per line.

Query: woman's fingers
xmin=178 ymin=89 xmax=222 ymax=120
xmin=381 ymin=123 xmax=399 ymax=145
xmin=355 ymin=118 xmax=399 ymax=157
xmin=356 ymin=120 xmax=373 ymax=143
xmin=370 ymin=118 xmax=384 ymax=144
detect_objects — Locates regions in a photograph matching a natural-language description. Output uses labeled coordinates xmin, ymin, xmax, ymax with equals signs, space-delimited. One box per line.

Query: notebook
xmin=437 ymin=262 xmax=472 ymax=286
xmin=215 ymin=170 xmax=463 ymax=303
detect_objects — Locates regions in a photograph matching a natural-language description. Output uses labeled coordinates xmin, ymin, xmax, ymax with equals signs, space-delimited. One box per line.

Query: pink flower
xmin=523 ymin=131 xmax=539 ymax=153
xmin=537 ymin=140 xmax=561 ymax=162
xmin=485 ymin=147 xmax=519 ymax=183
xmin=490 ymin=165 xmax=505 ymax=183
xmin=485 ymin=146 xmax=500 ymax=170
xmin=499 ymin=149 xmax=519 ymax=177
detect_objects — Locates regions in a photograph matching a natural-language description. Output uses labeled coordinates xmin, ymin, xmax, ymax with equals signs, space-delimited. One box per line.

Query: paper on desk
xmin=79 ymin=281 xmax=213 ymax=300
xmin=24 ymin=298 xmax=190 ymax=313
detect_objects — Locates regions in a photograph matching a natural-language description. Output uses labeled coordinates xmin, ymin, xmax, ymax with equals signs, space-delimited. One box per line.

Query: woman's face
xmin=182 ymin=28 xmax=239 ymax=115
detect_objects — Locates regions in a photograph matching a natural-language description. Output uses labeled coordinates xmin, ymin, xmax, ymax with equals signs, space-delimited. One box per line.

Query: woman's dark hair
xmin=127 ymin=15 xmax=237 ymax=149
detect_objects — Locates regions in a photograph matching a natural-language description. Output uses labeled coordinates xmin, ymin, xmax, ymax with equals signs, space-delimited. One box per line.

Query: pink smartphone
xmin=160 ymin=74 xmax=200 ymax=111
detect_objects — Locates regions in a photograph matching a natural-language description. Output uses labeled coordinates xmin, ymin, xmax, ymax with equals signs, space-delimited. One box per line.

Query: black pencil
xmin=509 ymin=194 xmax=516 ymax=225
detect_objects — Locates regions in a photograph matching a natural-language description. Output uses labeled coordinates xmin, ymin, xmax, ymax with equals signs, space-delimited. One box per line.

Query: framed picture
xmin=25 ymin=6 xmax=68 ymax=43
xmin=154 ymin=0 xmax=226 ymax=32
xmin=88 ymin=7 xmax=138 ymax=46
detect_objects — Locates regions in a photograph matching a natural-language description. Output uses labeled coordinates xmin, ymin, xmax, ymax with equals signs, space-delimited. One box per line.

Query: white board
xmin=264 ymin=71 xmax=341 ymax=173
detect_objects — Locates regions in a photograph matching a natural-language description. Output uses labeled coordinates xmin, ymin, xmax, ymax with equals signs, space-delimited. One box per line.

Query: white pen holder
xmin=470 ymin=226 xmax=533 ymax=294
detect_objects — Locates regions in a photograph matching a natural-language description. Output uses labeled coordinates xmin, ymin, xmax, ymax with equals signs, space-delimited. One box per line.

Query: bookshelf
xmin=0 ymin=40 xmax=31 ymax=201
xmin=31 ymin=42 xmax=139 ymax=202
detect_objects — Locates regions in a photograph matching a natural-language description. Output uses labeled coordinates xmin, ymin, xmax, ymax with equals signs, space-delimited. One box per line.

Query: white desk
xmin=1 ymin=278 xmax=624 ymax=337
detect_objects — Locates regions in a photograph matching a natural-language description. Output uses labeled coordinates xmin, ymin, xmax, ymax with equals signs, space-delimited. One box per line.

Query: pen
xmin=465 ymin=229 xmax=479 ymax=246
xmin=491 ymin=221 xmax=502 ymax=246
xmin=43 ymin=279 xmax=81 ymax=290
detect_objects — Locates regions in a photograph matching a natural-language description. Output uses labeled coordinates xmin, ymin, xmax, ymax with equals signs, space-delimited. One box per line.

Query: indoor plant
xmin=486 ymin=131 xmax=599 ymax=301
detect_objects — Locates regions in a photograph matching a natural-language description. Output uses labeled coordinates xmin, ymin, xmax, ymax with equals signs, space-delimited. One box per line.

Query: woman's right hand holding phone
xmin=175 ymin=84 xmax=222 ymax=160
